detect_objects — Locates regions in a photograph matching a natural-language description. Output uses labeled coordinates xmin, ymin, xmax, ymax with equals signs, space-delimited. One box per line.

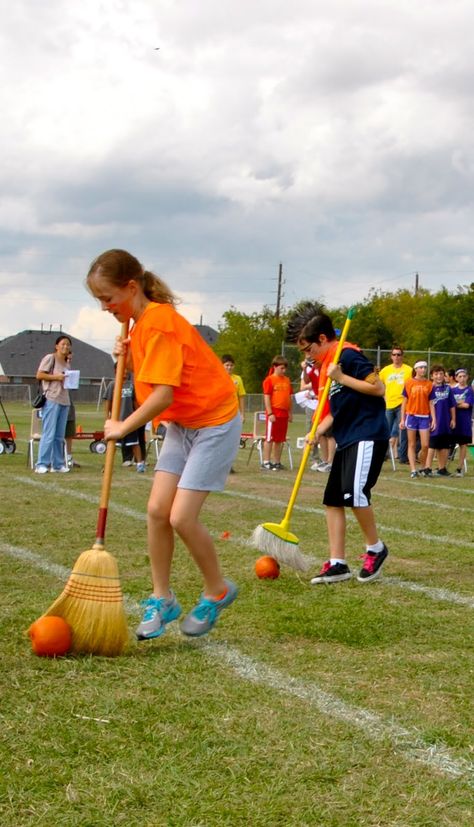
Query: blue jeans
xmin=37 ymin=400 xmax=69 ymax=469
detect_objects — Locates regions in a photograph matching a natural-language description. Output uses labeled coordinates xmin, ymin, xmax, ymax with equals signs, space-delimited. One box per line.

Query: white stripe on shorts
xmin=353 ymin=441 xmax=374 ymax=507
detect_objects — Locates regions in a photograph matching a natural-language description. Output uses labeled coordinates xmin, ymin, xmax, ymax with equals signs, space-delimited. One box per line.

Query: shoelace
xmin=319 ymin=561 xmax=331 ymax=575
xmin=359 ymin=552 xmax=376 ymax=573
xmin=141 ymin=597 xmax=166 ymax=621
xmin=192 ymin=598 xmax=218 ymax=623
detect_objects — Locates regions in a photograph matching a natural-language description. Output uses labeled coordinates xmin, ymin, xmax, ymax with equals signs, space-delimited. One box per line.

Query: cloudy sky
xmin=1 ymin=0 xmax=474 ymax=353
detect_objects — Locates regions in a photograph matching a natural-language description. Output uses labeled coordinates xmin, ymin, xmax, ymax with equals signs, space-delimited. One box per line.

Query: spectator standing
xmin=422 ymin=365 xmax=456 ymax=477
xmin=451 ymin=369 xmax=474 ymax=476
xmin=65 ymin=351 xmax=80 ymax=469
xmin=221 ymin=355 xmax=246 ymax=422
xmin=379 ymin=347 xmax=412 ymax=463
xmin=400 ymin=361 xmax=436 ymax=478
xmin=34 ymin=335 xmax=71 ymax=473
xmin=104 ymin=371 xmax=147 ymax=472
xmin=262 ymin=356 xmax=292 ymax=471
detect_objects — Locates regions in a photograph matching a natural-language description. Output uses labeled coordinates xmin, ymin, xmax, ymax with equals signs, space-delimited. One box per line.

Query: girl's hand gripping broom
xmin=251 ymin=308 xmax=356 ymax=571
xmin=31 ymin=322 xmax=131 ymax=656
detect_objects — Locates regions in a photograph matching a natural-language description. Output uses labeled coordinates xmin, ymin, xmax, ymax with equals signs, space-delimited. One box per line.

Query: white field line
xmin=219 ymin=489 xmax=474 ymax=550
xmin=11 ymin=476 xmax=474 ymax=604
xmin=2 ymin=540 xmax=473 ymax=786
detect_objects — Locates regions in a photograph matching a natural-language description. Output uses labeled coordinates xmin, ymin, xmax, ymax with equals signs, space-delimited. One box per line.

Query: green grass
xmin=0 ymin=403 xmax=473 ymax=826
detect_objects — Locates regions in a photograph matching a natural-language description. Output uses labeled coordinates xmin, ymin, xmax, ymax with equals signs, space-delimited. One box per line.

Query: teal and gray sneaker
xmin=136 ymin=592 xmax=182 ymax=640
xmin=180 ymin=579 xmax=238 ymax=637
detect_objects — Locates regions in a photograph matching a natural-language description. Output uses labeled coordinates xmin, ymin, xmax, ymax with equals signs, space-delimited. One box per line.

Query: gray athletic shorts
xmin=155 ymin=412 xmax=241 ymax=491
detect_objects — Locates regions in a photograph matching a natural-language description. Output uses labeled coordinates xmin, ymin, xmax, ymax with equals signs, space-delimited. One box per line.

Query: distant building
xmin=0 ymin=330 xmax=114 ymax=399
xmin=0 ymin=323 xmax=220 ymax=396
xmin=194 ymin=324 xmax=219 ymax=346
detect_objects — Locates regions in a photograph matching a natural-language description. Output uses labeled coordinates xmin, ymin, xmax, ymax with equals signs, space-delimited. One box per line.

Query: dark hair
xmin=431 ymin=364 xmax=445 ymax=373
xmin=221 ymin=354 xmax=235 ymax=363
xmin=86 ymin=249 xmax=176 ymax=305
xmin=286 ymin=301 xmax=327 ymax=343
xmin=55 ymin=335 xmax=72 ymax=346
xmin=391 ymin=346 xmax=403 ymax=355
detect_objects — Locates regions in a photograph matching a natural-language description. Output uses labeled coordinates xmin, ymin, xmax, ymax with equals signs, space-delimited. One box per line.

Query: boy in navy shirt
xmin=286 ymin=305 xmax=389 ymax=585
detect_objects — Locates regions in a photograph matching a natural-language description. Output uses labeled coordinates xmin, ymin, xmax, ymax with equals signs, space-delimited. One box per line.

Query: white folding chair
xmin=246 ymin=411 xmax=293 ymax=469
xmin=146 ymin=426 xmax=166 ymax=462
xmin=27 ymin=409 xmax=68 ymax=469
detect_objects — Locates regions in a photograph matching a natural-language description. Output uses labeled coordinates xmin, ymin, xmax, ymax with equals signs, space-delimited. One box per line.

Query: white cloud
xmin=1 ymin=1 xmax=474 ymax=351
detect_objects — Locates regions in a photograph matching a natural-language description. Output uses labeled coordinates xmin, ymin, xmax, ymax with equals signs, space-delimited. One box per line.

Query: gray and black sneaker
xmin=136 ymin=592 xmax=182 ymax=640
xmin=357 ymin=544 xmax=389 ymax=583
xmin=435 ymin=468 xmax=451 ymax=477
xmin=261 ymin=461 xmax=273 ymax=471
xmin=310 ymin=561 xmax=352 ymax=585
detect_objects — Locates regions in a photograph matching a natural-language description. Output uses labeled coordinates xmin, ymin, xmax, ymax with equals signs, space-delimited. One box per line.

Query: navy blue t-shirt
xmin=328 ymin=348 xmax=389 ymax=449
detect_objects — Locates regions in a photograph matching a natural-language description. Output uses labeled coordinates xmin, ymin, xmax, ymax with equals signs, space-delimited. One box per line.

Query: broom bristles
xmin=43 ymin=546 xmax=129 ymax=657
xmin=250 ymin=525 xmax=314 ymax=572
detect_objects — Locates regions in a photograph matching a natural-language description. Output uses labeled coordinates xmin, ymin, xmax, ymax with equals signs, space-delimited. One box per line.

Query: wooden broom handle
xmin=95 ymin=321 xmax=129 ymax=543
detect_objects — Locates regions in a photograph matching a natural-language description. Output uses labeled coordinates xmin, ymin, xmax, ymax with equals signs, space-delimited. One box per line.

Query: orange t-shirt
xmin=262 ymin=373 xmax=292 ymax=415
xmin=403 ymin=378 xmax=433 ymax=416
xmin=130 ymin=303 xmax=238 ymax=428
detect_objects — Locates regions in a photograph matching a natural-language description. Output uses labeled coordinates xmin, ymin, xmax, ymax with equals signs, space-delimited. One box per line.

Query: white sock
xmin=330 ymin=558 xmax=346 ymax=566
xmin=366 ymin=540 xmax=384 ymax=554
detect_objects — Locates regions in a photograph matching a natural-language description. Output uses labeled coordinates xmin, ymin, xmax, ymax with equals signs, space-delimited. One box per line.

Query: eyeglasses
xmin=391 ymin=352 xmax=402 ymax=357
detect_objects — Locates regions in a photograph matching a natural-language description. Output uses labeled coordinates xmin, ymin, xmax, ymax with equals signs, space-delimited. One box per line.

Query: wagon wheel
xmin=4 ymin=439 xmax=16 ymax=454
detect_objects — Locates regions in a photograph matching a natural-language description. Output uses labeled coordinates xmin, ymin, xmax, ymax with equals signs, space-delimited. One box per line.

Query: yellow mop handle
xmin=280 ymin=308 xmax=356 ymax=530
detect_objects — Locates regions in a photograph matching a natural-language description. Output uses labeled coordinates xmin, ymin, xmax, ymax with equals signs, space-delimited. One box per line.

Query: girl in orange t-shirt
xmin=87 ymin=249 xmax=240 ymax=641
xmin=400 ymin=361 xmax=436 ymax=477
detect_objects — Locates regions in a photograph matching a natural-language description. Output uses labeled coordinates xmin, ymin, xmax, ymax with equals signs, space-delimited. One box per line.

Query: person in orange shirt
xmin=262 ymin=355 xmax=293 ymax=470
xmin=400 ymin=361 xmax=436 ymax=478
xmin=87 ymin=249 xmax=241 ymax=641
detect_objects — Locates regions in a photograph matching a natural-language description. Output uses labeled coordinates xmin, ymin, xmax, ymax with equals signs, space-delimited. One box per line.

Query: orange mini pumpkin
xmin=255 ymin=555 xmax=280 ymax=580
xmin=28 ymin=616 xmax=72 ymax=657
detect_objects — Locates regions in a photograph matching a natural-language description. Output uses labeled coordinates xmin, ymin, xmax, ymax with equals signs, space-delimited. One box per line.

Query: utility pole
xmin=414 ymin=272 xmax=419 ymax=295
xmin=275 ymin=262 xmax=283 ymax=318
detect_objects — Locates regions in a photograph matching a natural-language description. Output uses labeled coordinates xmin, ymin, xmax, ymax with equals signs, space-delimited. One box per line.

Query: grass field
xmin=1 ymin=402 xmax=473 ymax=826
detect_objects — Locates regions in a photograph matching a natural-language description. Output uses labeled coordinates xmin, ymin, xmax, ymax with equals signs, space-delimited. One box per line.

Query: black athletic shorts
xmin=323 ymin=440 xmax=388 ymax=508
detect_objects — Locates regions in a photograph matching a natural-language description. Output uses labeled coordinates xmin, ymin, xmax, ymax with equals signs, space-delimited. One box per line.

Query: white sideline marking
xmin=203 ymin=641 xmax=474 ymax=785
xmin=14 ymin=475 xmax=474 ymax=548
xmin=9 ymin=476 xmax=474 ymax=601
xmin=384 ymin=577 xmax=474 ymax=609
xmin=2 ymin=540 xmax=473 ymax=786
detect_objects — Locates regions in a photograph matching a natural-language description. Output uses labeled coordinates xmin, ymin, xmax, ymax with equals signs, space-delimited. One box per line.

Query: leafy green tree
xmin=215 ymin=307 xmax=287 ymax=392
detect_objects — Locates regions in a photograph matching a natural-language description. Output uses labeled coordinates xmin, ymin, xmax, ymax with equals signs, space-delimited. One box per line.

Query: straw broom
xmin=32 ymin=322 xmax=130 ymax=656
xmin=251 ymin=308 xmax=356 ymax=571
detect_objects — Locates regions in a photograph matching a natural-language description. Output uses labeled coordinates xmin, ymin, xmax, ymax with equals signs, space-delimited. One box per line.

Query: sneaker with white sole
xmin=136 ymin=461 xmax=146 ymax=473
xmin=34 ymin=465 xmax=49 ymax=474
xmin=180 ymin=579 xmax=238 ymax=637
xmin=316 ymin=462 xmax=332 ymax=473
xmin=310 ymin=561 xmax=352 ymax=584
xmin=261 ymin=461 xmax=273 ymax=471
xmin=50 ymin=466 xmax=69 ymax=473
xmin=136 ymin=592 xmax=182 ymax=640
xmin=357 ymin=544 xmax=389 ymax=583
